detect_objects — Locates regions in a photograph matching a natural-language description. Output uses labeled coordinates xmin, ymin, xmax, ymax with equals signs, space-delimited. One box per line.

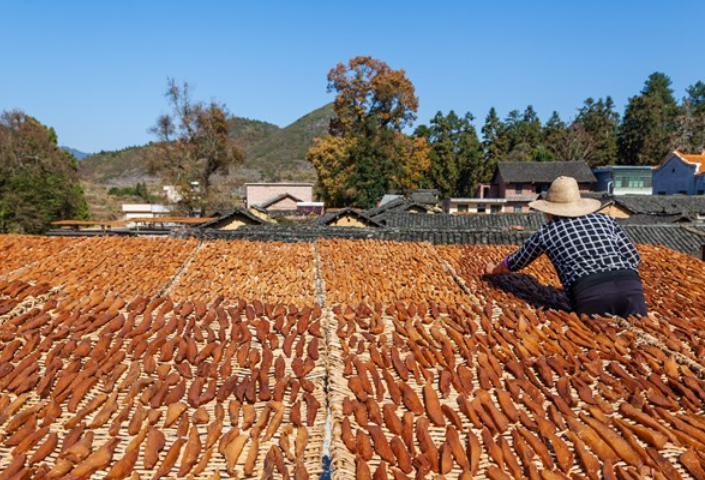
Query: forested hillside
xmin=79 ymin=104 xmax=333 ymax=186
xmin=77 ymin=104 xmax=333 ymax=219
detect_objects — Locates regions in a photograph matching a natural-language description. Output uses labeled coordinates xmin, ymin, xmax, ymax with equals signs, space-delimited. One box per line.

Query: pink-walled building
xmin=245 ymin=183 xmax=314 ymax=209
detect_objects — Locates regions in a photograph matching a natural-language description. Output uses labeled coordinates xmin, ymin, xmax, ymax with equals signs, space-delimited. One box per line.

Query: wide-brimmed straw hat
xmin=528 ymin=176 xmax=602 ymax=217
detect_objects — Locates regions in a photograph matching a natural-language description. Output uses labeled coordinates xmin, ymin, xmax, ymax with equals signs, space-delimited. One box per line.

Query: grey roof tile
xmin=613 ymin=195 xmax=705 ymax=215
xmin=496 ymin=161 xmax=597 ymax=183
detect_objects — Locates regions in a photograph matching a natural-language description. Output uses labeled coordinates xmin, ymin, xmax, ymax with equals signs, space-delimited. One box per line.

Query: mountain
xmin=79 ymin=104 xmax=333 ymax=186
xmin=78 ymin=104 xmax=335 ymax=219
xmin=242 ymin=103 xmax=334 ymax=182
xmin=62 ymin=146 xmax=91 ymax=160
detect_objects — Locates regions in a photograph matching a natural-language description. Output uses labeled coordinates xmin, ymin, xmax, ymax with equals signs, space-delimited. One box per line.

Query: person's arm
xmin=484 ymin=230 xmax=545 ymax=276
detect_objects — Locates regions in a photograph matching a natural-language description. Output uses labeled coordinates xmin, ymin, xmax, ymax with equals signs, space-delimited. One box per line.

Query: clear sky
xmin=2 ymin=1 xmax=704 ymax=153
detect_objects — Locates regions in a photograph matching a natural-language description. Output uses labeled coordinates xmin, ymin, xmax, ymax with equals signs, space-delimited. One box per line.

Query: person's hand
xmin=485 ymin=261 xmax=498 ymax=275
xmin=485 ymin=259 xmax=509 ymax=276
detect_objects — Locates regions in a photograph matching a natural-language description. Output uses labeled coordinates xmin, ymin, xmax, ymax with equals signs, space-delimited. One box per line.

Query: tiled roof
xmin=259 ymin=193 xmax=303 ymax=209
xmin=496 ymin=161 xmax=597 ymax=183
xmin=309 ymin=208 xmax=383 ymax=227
xmin=616 ymin=213 xmax=694 ymax=225
xmin=622 ymin=225 xmax=705 ymax=258
xmin=674 ymin=150 xmax=705 ymax=174
xmin=199 ymin=207 xmax=269 ymax=228
xmin=177 ymin=221 xmax=705 ymax=259
xmin=613 ymin=195 xmax=705 ymax=215
xmin=378 ymin=212 xmax=547 ymax=230
xmin=176 ymin=224 xmax=534 ymax=245
xmin=409 ymin=189 xmax=440 ymax=205
xmin=365 ymin=198 xmax=430 ymax=219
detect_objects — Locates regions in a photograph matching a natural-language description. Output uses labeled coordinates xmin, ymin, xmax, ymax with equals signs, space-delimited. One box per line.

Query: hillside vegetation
xmin=79 ymin=104 xmax=333 ymax=186
xmin=243 ymin=103 xmax=334 ymax=182
xmin=78 ymin=103 xmax=333 ymax=219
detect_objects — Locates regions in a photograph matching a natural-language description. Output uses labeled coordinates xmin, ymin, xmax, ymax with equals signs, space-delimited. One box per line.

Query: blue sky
xmin=1 ymin=1 xmax=704 ymax=153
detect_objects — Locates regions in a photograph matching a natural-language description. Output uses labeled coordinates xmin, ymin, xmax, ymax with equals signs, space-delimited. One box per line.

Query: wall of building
xmin=653 ymin=156 xmax=697 ymax=195
xmin=266 ymin=197 xmax=299 ymax=211
xmin=612 ymin=169 xmax=653 ymax=195
xmin=695 ymin=175 xmax=705 ymax=195
xmin=246 ymin=184 xmax=313 ymax=207
xmin=249 ymin=209 xmax=271 ymax=221
xmin=219 ymin=217 xmax=256 ymax=231
xmin=502 ymin=182 xmax=541 ymax=202
xmin=331 ymin=216 xmax=368 ymax=227
xmin=449 ymin=202 xmax=506 ymax=214
xmin=599 ymin=204 xmax=631 ymax=219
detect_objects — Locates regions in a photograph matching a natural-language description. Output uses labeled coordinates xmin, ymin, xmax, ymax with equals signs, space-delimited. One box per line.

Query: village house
xmin=121 ymin=203 xmax=171 ymax=220
xmin=245 ymin=183 xmax=315 ymax=210
xmin=198 ymin=207 xmax=270 ymax=230
xmin=600 ymin=194 xmax=705 ymax=223
xmin=448 ymin=161 xmax=596 ymax=214
xmin=310 ymin=208 xmax=382 ymax=228
xmin=592 ymin=165 xmax=653 ymax=195
xmin=652 ymin=150 xmax=705 ymax=195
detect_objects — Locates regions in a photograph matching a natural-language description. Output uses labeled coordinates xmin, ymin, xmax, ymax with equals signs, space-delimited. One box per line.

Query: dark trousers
xmin=569 ymin=270 xmax=646 ymax=317
xmin=570 ymin=270 xmax=647 ymax=318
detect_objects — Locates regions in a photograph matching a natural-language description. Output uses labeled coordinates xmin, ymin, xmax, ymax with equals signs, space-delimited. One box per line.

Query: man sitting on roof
xmin=485 ymin=176 xmax=647 ymax=318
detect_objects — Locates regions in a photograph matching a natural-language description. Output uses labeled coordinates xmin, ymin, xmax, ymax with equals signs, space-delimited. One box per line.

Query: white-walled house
xmin=446 ymin=198 xmax=507 ymax=214
xmin=652 ymin=150 xmax=705 ymax=195
xmin=121 ymin=203 xmax=171 ymax=220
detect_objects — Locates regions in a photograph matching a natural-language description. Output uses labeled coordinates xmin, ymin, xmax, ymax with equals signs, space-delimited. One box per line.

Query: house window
xmin=535 ymin=183 xmax=549 ymax=194
xmin=515 ymin=183 xmax=523 ymax=194
xmin=615 ymin=171 xmax=649 ymax=189
xmin=513 ymin=206 xmax=523 ymax=213
xmin=490 ymin=205 xmax=501 ymax=214
xmin=477 ymin=204 xmax=486 ymax=213
xmin=457 ymin=204 xmax=468 ymax=213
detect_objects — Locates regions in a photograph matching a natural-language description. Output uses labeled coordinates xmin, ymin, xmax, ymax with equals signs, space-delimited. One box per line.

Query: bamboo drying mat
xmin=326 ymin=298 xmax=705 ymax=480
xmin=0 ymin=288 xmax=327 ymax=479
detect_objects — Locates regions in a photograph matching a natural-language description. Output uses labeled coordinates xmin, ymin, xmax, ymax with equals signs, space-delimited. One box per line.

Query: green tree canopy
xmin=575 ymin=97 xmax=619 ymax=165
xmin=618 ymin=72 xmax=678 ymax=165
xmin=503 ymin=106 xmax=544 ymax=161
xmin=542 ymin=111 xmax=567 ymax=161
xmin=0 ymin=110 xmax=89 ymax=233
xmin=481 ymin=107 xmax=508 ymax=169
xmin=671 ymin=81 xmax=705 ymax=153
xmin=308 ymin=56 xmax=430 ymax=208
xmin=414 ymin=110 xmax=485 ymax=197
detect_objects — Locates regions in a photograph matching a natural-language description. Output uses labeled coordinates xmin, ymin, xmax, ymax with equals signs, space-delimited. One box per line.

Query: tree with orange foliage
xmin=308 ymin=57 xmax=430 ymax=208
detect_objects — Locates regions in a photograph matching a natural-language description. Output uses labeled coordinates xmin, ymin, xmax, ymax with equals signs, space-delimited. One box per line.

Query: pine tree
xmin=671 ymin=81 xmax=705 ymax=153
xmin=542 ymin=111 xmax=567 ymax=160
xmin=504 ymin=106 xmax=543 ymax=161
xmin=481 ymin=107 xmax=507 ymax=171
xmin=415 ymin=111 xmax=484 ymax=198
xmin=618 ymin=72 xmax=678 ymax=165
xmin=572 ymin=97 xmax=620 ymax=166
